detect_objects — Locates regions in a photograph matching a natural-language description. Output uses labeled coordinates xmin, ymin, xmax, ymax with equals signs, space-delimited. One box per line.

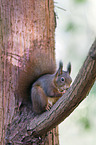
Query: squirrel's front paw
xmin=46 ymin=103 xmax=52 ymax=111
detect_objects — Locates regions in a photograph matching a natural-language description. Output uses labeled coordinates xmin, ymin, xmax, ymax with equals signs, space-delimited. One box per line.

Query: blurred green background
xmin=54 ymin=0 xmax=96 ymax=145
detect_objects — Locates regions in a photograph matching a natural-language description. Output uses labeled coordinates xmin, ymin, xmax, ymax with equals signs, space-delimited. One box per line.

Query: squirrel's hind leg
xmin=31 ymin=86 xmax=48 ymax=114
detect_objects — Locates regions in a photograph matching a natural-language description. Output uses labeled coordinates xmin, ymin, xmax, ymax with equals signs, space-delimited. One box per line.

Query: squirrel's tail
xmin=17 ymin=49 xmax=56 ymax=103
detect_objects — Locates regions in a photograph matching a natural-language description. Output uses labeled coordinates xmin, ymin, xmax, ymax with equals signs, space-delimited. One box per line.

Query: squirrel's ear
xmin=67 ymin=62 xmax=71 ymax=74
xmin=56 ymin=61 xmax=63 ymax=76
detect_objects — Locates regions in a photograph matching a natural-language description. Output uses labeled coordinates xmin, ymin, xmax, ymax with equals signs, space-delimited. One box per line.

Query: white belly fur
xmin=48 ymin=97 xmax=60 ymax=105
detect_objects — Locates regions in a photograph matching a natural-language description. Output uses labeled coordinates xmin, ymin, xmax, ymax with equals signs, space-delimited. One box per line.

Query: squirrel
xmin=17 ymin=50 xmax=72 ymax=114
xmin=31 ymin=61 xmax=72 ymax=114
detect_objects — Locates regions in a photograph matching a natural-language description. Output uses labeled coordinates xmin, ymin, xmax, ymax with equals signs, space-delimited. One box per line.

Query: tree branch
xmin=6 ymin=39 xmax=96 ymax=144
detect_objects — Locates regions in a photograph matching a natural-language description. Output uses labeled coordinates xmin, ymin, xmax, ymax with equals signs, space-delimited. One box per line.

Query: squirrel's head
xmin=55 ymin=61 xmax=72 ymax=92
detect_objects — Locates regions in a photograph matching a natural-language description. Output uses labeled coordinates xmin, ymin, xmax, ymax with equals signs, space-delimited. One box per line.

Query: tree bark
xmin=0 ymin=0 xmax=59 ymax=144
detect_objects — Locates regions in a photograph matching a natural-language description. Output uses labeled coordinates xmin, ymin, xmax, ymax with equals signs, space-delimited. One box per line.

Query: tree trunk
xmin=0 ymin=0 xmax=59 ymax=144
xmin=1 ymin=0 xmax=96 ymax=145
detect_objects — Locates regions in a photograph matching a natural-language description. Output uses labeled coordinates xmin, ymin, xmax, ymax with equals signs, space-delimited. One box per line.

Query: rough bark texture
xmin=0 ymin=0 xmax=59 ymax=145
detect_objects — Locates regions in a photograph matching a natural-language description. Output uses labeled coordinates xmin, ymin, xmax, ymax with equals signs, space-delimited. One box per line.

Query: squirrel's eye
xmin=61 ymin=77 xmax=65 ymax=82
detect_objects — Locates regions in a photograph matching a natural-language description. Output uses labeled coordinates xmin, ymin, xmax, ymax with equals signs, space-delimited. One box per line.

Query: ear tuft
xmin=55 ymin=61 xmax=63 ymax=76
xmin=59 ymin=61 xmax=63 ymax=69
xmin=67 ymin=62 xmax=71 ymax=74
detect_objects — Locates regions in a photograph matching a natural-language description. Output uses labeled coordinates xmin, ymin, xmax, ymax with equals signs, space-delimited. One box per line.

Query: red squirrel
xmin=17 ymin=51 xmax=72 ymax=114
xmin=31 ymin=61 xmax=72 ymax=114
